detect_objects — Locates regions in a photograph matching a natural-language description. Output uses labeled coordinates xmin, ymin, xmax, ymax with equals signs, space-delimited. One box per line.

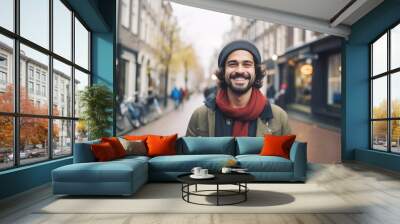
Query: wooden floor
xmin=1 ymin=162 xmax=400 ymax=224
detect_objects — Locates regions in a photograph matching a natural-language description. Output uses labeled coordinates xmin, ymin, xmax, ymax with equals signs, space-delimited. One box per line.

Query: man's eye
xmin=228 ymin=62 xmax=238 ymax=66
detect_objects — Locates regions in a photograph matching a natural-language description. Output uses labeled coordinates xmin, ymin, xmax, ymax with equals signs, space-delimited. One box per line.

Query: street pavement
xmin=290 ymin=118 xmax=341 ymax=164
xmin=127 ymin=93 xmax=204 ymax=137
xmin=127 ymin=93 xmax=341 ymax=164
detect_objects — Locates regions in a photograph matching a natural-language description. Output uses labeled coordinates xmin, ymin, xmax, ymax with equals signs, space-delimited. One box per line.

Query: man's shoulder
xmin=193 ymin=104 xmax=213 ymax=115
xmin=270 ymin=104 xmax=288 ymax=117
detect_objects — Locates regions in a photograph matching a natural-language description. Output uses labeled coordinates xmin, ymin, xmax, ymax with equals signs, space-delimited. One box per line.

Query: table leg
xmin=181 ymin=184 xmax=183 ymax=199
xmin=245 ymin=183 xmax=247 ymax=201
xmin=187 ymin=184 xmax=190 ymax=202
xmin=195 ymin=184 xmax=197 ymax=192
xmin=217 ymin=184 xmax=219 ymax=206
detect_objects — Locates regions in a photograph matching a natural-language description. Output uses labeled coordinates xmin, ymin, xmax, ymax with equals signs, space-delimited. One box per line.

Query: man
xmin=186 ymin=40 xmax=291 ymax=137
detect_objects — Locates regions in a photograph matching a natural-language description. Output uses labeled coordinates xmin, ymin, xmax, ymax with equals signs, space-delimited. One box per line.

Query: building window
xmin=41 ymin=73 xmax=46 ymax=82
xmin=130 ymin=0 xmax=139 ymax=34
xmin=327 ymin=53 xmax=341 ymax=107
xmin=36 ymin=83 xmax=40 ymax=95
xmin=370 ymin=23 xmax=400 ymax=154
xmin=41 ymin=85 xmax=46 ymax=97
xmin=28 ymin=81 xmax=34 ymax=94
xmin=0 ymin=54 xmax=7 ymax=67
xmin=0 ymin=71 xmax=7 ymax=86
xmin=0 ymin=54 xmax=8 ymax=89
xmin=0 ymin=0 xmax=91 ymax=170
xmin=28 ymin=66 xmax=34 ymax=80
xmin=121 ymin=0 xmax=130 ymax=28
xmin=35 ymin=70 xmax=40 ymax=81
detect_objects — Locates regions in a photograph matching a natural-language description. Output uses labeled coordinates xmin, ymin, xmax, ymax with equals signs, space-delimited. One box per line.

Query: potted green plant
xmin=79 ymin=84 xmax=113 ymax=140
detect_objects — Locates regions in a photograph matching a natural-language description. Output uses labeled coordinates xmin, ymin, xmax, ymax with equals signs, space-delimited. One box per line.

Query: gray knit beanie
xmin=217 ymin=40 xmax=261 ymax=68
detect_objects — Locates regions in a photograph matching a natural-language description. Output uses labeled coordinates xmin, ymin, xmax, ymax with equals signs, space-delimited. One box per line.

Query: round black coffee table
xmin=177 ymin=173 xmax=255 ymax=206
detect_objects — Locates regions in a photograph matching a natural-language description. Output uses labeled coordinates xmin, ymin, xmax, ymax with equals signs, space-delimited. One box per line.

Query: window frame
xmin=0 ymin=0 xmax=92 ymax=171
xmin=369 ymin=20 xmax=400 ymax=154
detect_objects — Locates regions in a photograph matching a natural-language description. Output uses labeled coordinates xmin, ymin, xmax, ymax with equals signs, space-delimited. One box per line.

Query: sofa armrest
xmin=289 ymin=141 xmax=307 ymax=181
xmin=73 ymin=140 xmax=100 ymax=163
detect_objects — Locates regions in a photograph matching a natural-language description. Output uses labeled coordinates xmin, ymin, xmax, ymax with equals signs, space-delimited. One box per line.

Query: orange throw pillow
xmin=260 ymin=134 xmax=296 ymax=159
xmin=146 ymin=134 xmax=178 ymax=157
xmin=91 ymin=142 xmax=118 ymax=161
xmin=124 ymin=135 xmax=149 ymax=141
xmin=101 ymin=137 xmax=126 ymax=158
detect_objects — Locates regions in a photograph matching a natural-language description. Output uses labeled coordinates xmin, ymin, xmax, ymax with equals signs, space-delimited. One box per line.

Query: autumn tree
xmin=153 ymin=19 xmax=182 ymax=106
xmin=0 ymin=84 xmax=59 ymax=151
xmin=153 ymin=19 xmax=204 ymax=101
xmin=175 ymin=44 xmax=202 ymax=90
xmin=372 ymin=99 xmax=400 ymax=143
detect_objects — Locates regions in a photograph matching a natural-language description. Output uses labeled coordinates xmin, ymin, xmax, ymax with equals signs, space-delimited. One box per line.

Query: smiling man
xmin=186 ymin=40 xmax=291 ymax=137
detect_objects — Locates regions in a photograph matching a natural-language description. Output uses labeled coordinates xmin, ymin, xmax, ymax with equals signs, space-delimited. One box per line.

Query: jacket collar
xmin=204 ymin=93 xmax=273 ymax=122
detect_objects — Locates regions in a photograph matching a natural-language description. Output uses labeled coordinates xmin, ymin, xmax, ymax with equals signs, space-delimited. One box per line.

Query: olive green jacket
xmin=186 ymin=103 xmax=291 ymax=137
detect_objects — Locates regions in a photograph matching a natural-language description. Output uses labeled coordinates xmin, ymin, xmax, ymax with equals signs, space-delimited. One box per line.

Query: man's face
xmin=224 ymin=50 xmax=256 ymax=95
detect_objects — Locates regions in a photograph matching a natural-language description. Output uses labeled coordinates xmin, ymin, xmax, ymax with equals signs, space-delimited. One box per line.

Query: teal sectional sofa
xmin=52 ymin=137 xmax=307 ymax=196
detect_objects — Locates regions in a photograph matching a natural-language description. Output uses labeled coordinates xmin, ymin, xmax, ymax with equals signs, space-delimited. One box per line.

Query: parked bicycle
xmin=116 ymin=96 xmax=144 ymax=131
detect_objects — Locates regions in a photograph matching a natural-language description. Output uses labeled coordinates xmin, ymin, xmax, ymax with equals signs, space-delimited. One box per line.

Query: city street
xmin=128 ymin=93 xmax=341 ymax=164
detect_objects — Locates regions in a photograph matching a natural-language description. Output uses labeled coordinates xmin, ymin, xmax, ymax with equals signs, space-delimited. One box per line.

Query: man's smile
xmin=230 ymin=73 xmax=251 ymax=86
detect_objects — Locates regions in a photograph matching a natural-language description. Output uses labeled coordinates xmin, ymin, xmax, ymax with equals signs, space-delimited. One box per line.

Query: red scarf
xmin=216 ymin=88 xmax=267 ymax=136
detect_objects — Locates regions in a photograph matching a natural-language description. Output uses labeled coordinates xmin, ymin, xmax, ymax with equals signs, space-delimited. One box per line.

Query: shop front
xmin=278 ymin=36 xmax=343 ymax=126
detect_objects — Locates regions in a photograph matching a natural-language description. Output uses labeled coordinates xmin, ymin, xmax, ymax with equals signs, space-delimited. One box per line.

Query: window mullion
xmin=388 ymin=29 xmax=391 ymax=153
xmin=71 ymin=11 xmax=76 ymax=154
xmin=49 ymin=0 xmax=53 ymax=160
xmin=13 ymin=0 xmax=20 ymax=167
xmin=370 ymin=45 xmax=373 ymax=149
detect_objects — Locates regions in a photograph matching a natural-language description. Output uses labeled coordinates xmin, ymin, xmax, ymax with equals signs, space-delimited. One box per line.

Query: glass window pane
xmin=0 ymin=116 xmax=14 ymax=170
xmin=391 ymin=72 xmax=400 ymax=118
xmin=372 ymin=121 xmax=388 ymax=151
xmin=0 ymin=35 xmax=14 ymax=113
xmin=75 ymin=120 xmax=88 ymax=143
xmin=20 ymin=117 xmax=49 ymax=165
xmin=372 ymin=33 xmax=387 ymax=76
xmin=53 ymin=0 xmax=72 ymax=60
xmin=120 ymin=0 xmax=130 ymax=28
xmin=0 ymin=0 xmax=14 ymax=31
xmin=391 ymin=120 xmax=400 ymax=153
xmin=74 ymin=69 xmax=89 ymax=118
xmin=74 ymin=18 xmax=89 ymax=70
xmin=20 ymin=44 xmax=49 ymax=115
xmin=327 ymin=53 xmax=341 ymax=106
xmin=53 ymin=59 xmax=72 ymax=117
xmin=372 ymin=76 xmax=387 ymax=119
xmin=20 ymin=0 xmax=49 ymax=49
xmin=53 ymin=119 xmax=72 ymax=157
xmin=391 ymin=24 xmax=400 ymax=70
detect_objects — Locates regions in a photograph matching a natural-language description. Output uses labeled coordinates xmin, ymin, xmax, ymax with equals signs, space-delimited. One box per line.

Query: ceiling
xmin=171 ymin=0 xmax=384 ymax=38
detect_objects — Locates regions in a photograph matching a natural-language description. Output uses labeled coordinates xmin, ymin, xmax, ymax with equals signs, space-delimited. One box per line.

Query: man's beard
xmin=226 ymin=72 xmax=254 ymax=95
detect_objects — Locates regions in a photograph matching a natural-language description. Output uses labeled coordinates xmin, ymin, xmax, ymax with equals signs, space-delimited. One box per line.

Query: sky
xmin=0 ymin=0 xmax=88 ymax=74
xmin=171 ymin=2 xmax=232 ymax=77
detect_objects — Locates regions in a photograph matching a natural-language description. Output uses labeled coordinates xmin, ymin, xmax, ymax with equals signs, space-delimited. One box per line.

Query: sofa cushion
xmin=124 ymin=135 xmax=149 ymax=141
xmin=147 ymin=134 xmax=178 ymax=157
xmin=118 ymin=138 xmax=147 ymax=156
xmin=91 ymin=142 xmax=118 ymax=161
xmin=180 ymin=137 xmax=235 ymax=155
xmin=236 ymin=137 xmax=263 ymax=155
xmin=115 ymin=155 xmax=150 ymax=163
xmin=148 ymin=154 xmax=235 ymax=172
xmin=73 ymin=140 xmax=100 ymax=163
xmin=52 ymin=159 xmax=147 ymax=183
xmin=236 ymin=155 xmax=293 ymax=172
xmin=260 ymin=134 xmax=296 ymax=159
xmin=101 ymin=137 xmax=127 ymax=158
